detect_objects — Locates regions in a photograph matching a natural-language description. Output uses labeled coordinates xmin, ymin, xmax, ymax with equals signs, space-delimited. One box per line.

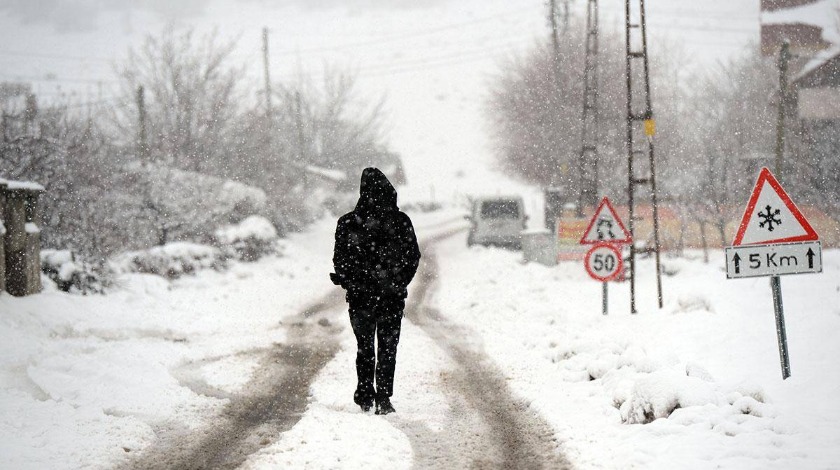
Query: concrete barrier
xmin=521 ymin=229 xmax=558 ymax=266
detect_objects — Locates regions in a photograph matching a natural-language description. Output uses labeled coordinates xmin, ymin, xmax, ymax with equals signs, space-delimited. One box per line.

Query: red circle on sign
xmin=584 ymin=243 xmax=623 ymax=282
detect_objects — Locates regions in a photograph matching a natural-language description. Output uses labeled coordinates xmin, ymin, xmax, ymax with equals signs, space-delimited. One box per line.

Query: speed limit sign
xmin=584 ymin=243 xmax=623 ymax=282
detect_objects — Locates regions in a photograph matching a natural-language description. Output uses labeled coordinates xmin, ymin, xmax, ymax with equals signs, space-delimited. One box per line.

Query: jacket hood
xmin=356 ymin=167 xmax=398 ymax=213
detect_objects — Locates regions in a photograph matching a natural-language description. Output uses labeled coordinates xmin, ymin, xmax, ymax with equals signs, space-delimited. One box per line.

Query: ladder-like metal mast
xmin=624 ymin=0 xmax=663 ymax=313
xmin=577 ymin=0 xmax=600 ymax=215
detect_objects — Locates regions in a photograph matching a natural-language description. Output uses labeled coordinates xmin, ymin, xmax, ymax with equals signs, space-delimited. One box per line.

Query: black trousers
xmin=347 ymin=292 xmax=404 ymax=399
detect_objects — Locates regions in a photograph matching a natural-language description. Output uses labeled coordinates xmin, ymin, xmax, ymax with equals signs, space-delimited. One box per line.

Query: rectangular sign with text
xmin=725 ymin=241 xmax=822 ymax=279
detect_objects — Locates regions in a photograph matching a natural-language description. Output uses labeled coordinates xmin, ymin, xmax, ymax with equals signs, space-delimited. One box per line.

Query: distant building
xmin=793 ymin=46 xmax=840 ymax=120
xmin=791 ymin=47 xmax=840 ymax=203
xmin=760 ymin=0 xmax=836 ymax=56
xmin=760 ymin=0 xmax=840 ymax=210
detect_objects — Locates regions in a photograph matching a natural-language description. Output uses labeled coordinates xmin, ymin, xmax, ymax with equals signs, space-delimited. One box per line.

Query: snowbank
xmin=0 ymin=178 xmax=45 ymax=192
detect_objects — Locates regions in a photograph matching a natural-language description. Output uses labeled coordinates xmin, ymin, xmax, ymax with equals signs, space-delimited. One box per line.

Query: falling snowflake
xmin=757 ymin=205 xmax=782 ymax=231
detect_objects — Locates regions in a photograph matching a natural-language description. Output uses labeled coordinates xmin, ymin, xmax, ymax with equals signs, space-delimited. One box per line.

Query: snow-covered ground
xmin=0 ymin=208 xmax=464 ymax=469
xmin=431 ymin=236 xmax=840 ymax=469
xmin=3 ymin=207 xmax=840 ymax=469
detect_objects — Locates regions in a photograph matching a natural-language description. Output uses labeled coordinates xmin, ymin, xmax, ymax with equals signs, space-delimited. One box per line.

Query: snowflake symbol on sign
xmin=757 ymin=205 xmax=782 ymax=231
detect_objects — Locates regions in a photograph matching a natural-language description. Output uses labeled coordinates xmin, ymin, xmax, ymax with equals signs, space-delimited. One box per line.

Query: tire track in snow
xmin=122 ymin=290 xmax=346 ymax=470
xmin=402 ymin=234 xmax=572 ymax=469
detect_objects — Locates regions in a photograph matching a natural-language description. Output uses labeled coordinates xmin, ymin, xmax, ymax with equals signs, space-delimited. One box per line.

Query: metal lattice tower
xmin=624 ymin=0 xmax=663 ymax=313
xmin=577 ymin=0 xmax=599 ymax=215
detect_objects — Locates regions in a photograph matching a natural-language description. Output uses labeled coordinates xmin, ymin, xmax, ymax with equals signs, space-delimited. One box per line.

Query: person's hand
xmin=381 ymin=282 xmax=407 ymax=299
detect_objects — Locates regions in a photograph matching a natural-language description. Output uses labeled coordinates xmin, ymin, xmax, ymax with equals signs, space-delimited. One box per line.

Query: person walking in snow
xmin=330 ymin=167 xmax=421 ymax=415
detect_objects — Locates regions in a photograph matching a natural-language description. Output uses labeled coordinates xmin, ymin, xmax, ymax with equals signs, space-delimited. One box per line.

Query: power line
xmin=0 ymin=49 xmax=113 ymax=63
xmin=0 ymin=73 xmax=118 ymax=85
xmin=51 ymin=97 xmax=128 ymax=110
xmin=266 ymin=8 xmax=533 ymax=56
xmin=274 ymin=37 xmax=532 ymax=81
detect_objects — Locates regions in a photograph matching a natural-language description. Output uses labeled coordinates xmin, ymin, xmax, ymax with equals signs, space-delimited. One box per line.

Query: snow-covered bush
xmin=128 ymin=163 xmax=270 ymax=247
xmin=214 ymin=215 xmax=279 ymax=262
xmin=112 ymin=242 xmax=227 ymax=279
xmin=40 ymin=250 xmax=110 ymax=295
xmin=619 ymin=370 xmax=721 ymax=424
xmin=220 ymin=181 xmax=268 ymax=224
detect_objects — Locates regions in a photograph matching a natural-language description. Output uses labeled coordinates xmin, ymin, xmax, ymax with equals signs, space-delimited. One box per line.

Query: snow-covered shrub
xmin=126 ymin=164 xmax=271 ymax=246
xmin=219 ymin=181 xmax=268 ymax=224
xmin=40 ymin=250 xmax=110 ymax=294
xmin=674 ymin=294 xmax=714 ymax=314
xmin=619 ymin=370 xmax=721 ymax=424
xmin=112 ymin=242 xmax=227 ymax=279
xmin=214 ymin=216 xmax=279 ymax=262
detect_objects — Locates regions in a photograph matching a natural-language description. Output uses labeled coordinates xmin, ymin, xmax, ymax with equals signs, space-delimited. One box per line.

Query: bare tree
xmin=113 ymin=28 xmax=243 ymax=172
xmin=485 ymin=22 xmax=681 ymax=202
xmin=676 ymin=47 xmax=777 ymax=247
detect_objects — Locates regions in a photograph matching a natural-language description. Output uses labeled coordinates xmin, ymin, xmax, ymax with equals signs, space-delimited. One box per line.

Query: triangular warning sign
xmin=579 ymin=197 xmax=633 ymax=245
xmin=732 ymin=167 xmax=818 ymax=246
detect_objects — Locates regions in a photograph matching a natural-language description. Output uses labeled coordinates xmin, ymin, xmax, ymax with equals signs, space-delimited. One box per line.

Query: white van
xmin=466 ymin=196 xmax=527 ymax=248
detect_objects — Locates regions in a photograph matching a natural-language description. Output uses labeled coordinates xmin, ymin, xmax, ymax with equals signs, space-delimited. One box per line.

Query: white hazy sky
xmin=0 ymin=0 xmax=760 ymax=199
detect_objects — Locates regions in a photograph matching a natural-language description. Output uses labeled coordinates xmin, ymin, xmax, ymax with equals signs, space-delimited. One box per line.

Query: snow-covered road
xmin=120 ymin=222 xmax=564 ymax=470
xmin=402 ymin=233 xmax=570 ymax=469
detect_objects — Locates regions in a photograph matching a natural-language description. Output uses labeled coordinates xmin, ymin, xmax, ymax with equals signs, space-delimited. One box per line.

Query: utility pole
xmin=577 ymin=0 xmax=600 ymax=216
xmin=549 ymin=0 xmax=561 ymax=65
xmin=295 ymin=90 xmax=307 ymax=187
xmin=136 ymin=85 xmax=149 ymax=162
xmin=563 ymin=0 xmax=571 ymax=34
xmin=624 ymin=0 xmax=663 ymax=313
xmin=262 ymin=27 xmax=273 ymax=120
xmin=775 ymin=41 xmax=789 ymax=177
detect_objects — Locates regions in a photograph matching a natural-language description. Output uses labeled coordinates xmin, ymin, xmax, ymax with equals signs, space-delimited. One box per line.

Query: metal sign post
xmin=584 ymin=243 xmax=623 ymax=316
xmin=770 ymin=275 xmax=791 ymax=379
xmin=602 ymin=282 xmax=608 ymax=315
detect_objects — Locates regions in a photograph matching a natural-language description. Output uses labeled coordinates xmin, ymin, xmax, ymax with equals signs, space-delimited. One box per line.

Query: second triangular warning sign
xmin=579 ymin=197 xmax=632 ymax=245
xmin=732 ymin=167 xmax=818 ymax=246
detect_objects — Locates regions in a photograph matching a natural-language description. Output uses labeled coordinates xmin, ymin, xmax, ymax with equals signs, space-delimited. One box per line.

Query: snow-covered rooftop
xmin=305 ymin=165 xmax=347 ymax=183
xmin=0 ymin=178 xmax=45 ymax=192
xmin=793 ymin=44 xmax=840 ymax=83
xmin=761 ymin=0 xmax=840 ymax=44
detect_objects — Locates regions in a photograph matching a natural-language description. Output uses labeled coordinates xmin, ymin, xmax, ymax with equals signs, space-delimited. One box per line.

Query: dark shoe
xmin=375 ymin=396 xmax=396 ymax=415
xmin=354 ymin=390 xmax=374 ymax=412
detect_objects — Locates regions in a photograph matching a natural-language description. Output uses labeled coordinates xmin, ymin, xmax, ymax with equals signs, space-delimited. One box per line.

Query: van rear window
xmin=481 ymin=201 xmax=520 ymax=219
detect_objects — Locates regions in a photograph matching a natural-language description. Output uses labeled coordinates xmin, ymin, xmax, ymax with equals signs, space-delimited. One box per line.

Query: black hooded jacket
xmin=332 ymin=168 xmax=421 ymax=299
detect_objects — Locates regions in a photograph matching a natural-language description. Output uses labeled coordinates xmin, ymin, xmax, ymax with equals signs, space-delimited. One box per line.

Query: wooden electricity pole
xmin=262 ymin=27 xmax=273 ymax=120
xmin=295 ymin=90 xmax=308 ymax=187
xmin=775 ymin=41 xmax=790 ymax=177
xmin=577 ymin=0 xmax=600 ymax=215
xmin=136 ymin=85 xmax=149 ymax=162
xmin=549 ymin=0 xmax=561 ymax=64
